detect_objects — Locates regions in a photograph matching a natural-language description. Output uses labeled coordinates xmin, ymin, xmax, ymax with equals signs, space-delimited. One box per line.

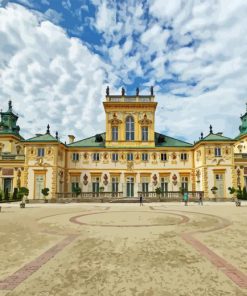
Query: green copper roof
xmin=198 ymin=133 xmax=234 ymax=142
xmin=155 ymin=132 xmax=193 ymax=147
xmin=25 ymin=133 xmax=59 ymax=142
xmin=68 ymin=133 xmax=106 ymax=147
xmin=68 ymin=132 xmax=192 ymax=148
xmin=0 ymin=100 xmax=22 ymax=137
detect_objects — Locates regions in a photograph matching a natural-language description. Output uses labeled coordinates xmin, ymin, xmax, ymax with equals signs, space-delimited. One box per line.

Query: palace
xmin=0 ymin=87 xmax=247 ymax=200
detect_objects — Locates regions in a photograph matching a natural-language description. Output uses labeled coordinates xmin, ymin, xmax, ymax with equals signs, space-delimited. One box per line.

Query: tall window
xmin=92 ymin=177 xmax=100 ymax=194
xmin=161 ymin=177 xmax=168 ymax=192
xmin=215 ymin=148 xmax=221 ymax=157
xmin=142 ymin=127 xmax=148 ymax=141
xmin=112 ymin=127 xmax=118 ymax=141
xmin=181 ymin=176 xmax=189 ymax=191
xmin=37 ymin=148 xmax=45 ymax=157
xmin=112 ymin=177 xmax=119 ymax=193
xmin=126 ymin=116 xmax=134 ymax=141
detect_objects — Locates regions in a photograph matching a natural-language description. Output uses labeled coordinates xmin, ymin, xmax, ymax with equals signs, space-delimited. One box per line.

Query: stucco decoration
xmin=108 ymin=113 xmax=122 ymax=125
xmin=103 ymin=174 xmax=108 ymax=186
xmin=172 ymin=174 xmax=177 ymax=185
xmin=83 ymin=174 xmax=88 ymax=185
xmin=138 ymin=113 xmax=152 ymax=125
xmin=152 ymin=174 xmax=158 ymax=186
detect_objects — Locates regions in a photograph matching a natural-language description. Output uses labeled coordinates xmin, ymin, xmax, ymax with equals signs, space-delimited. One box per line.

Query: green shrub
xmin=41 ymin=188 xmax=49 ymax=199
xmin=4 ymin=188 xmax=9 ymax=201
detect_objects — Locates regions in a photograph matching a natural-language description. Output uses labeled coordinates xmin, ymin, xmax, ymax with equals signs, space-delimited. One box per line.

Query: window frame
xmin=181 ymin=153 xmax=188 ymax=161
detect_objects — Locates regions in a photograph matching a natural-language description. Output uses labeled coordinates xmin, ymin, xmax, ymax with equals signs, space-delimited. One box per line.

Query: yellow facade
xmin=0 ymin=92 xmax=245 ymax=200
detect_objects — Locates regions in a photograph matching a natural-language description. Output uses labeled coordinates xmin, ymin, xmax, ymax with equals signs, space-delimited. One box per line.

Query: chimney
xmin=68 ymin=135 xmax=75 ymax=143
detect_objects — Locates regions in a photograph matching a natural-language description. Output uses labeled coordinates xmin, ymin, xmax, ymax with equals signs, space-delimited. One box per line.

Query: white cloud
xmin=0 ymin=3 xmax=112 ymax=140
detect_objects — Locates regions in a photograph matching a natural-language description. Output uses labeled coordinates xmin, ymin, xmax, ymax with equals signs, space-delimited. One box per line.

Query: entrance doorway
xmin=126 ymin=177 xmax=134 ymax=197
xmin=35 ymin=175 xmax=45 ymax=199
xmin=215 ymin=174 xmax=224 ymax=197
xmin=4 ymin=178 xmax=12 ymax=193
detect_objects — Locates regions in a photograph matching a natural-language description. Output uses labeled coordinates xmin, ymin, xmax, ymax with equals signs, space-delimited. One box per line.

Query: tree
xmin=12 ymin=188 xmax=18 ymax=200
xmin=73 ymin=186 xmax=81 ymax=197
xmin=18 ymin=187 xmax=29 ymax=201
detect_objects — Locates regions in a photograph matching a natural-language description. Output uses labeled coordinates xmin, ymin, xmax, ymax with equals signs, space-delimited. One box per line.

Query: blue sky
xmin=0 ymin=0 xmax=247 ymax=142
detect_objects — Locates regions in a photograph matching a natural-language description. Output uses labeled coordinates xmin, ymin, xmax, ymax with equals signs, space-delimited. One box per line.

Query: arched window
xmin=126 ymin=116 xmax=134 ymax=141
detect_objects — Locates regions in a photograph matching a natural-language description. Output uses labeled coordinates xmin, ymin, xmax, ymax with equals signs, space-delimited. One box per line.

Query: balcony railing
xmin=107 ymin=96 xmax=154 ymax=103
xmin=138 ymin=191 xmax=204 ymax=200
xmin=0 ymin=154 xmax=25 ymax=161
xmin=56 ymin=192 xmax=124 ymax=199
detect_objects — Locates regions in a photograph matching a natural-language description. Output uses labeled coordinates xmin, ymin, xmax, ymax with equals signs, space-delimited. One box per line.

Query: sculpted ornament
xmin=138 ymin=113 xmax=152 ymax=125
xmin=152 ymin=174 xmax=158 ymax=186
xmin=172 ymin=174 xmax=177 ymax=185
xmin=108 ymin=113 xmax=122 ymax=125
xmin=83 ymin=174 xmax=88 ymax=185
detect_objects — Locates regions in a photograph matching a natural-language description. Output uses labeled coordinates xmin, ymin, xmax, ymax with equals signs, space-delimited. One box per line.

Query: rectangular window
xmin=181 ymin=153 xmax=188 ymax=161
xmin=112 ymin=127 xmax=118 ymax=141
xmin=71 ymin=176 xmax=80 ymax=194
xmin=142 ymin=153 xmax=148 ymax=161
xmin=161 ymin=153 xmax=167 ymax=161
xmin=72 ymin=153 xmax=79 ymax=161
xmin=112 ymin=153 xmax=118 ymax=162
xmin=215 ymin=148 xmax=221 ymax=157
xmin=142 ymin=127 xmax=148 ymax=141
xmin=127 ymin=153 xmax=133 ymax=161
xmin=93 ymin=153 xmax=100 ymax=161
xmin=37 ymin=148 xmax=45 ymax=157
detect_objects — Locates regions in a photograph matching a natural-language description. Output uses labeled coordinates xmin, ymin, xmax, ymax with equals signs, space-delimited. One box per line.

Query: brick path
xmin=151 ymin=207 xmax=247 ymax=289
xmin=0 ymin=234 xmax=78 ymax=291
xmin=181 ymin=233 xmax=247 ymax=289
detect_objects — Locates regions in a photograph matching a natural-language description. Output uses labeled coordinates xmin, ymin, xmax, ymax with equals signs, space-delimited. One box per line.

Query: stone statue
xmin=121 ymin=87 xmax=125 ymax=96
xmin=209 ymin=125 xmax=213 ymax=134
xmin=46 ymin=124 xmax=50 ymax=134
xmin=150 ymin=86 xmax=154 ymax=96
xmin=106 ymin=86 xmax=109 ymax=96
xmin=136 ymin=87 xmax=139 ymax=96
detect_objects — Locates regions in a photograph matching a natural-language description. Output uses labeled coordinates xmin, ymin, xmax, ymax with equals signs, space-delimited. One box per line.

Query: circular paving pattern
xmin=69 ymin=210 xmax=189 ymax=227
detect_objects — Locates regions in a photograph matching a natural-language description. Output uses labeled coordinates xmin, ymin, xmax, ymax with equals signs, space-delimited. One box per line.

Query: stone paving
xmin=0 ymin=202 xmax=246 ymax=295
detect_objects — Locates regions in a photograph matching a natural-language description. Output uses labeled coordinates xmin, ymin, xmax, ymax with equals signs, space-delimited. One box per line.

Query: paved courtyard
xmin=0 ymin=202 xmax=247 ymax=296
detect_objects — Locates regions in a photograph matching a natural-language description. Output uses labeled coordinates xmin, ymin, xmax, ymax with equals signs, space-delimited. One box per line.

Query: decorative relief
xmin=152 ymin=174 xmax=158 ymax=186
xmin=127 ymin=161 xmax=134 ymax=170
xmin=103 ymin=174 xmax=108 ymax=186
xmin=108 ymin=113 xmax=122 ymax=125
xmin=172 ymin=174 xmax=178 ymax=185
xmin=138 ymin=113 xmax=152 ymax=125
xmin=83 ymin=174 xmax=88 ymax=185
